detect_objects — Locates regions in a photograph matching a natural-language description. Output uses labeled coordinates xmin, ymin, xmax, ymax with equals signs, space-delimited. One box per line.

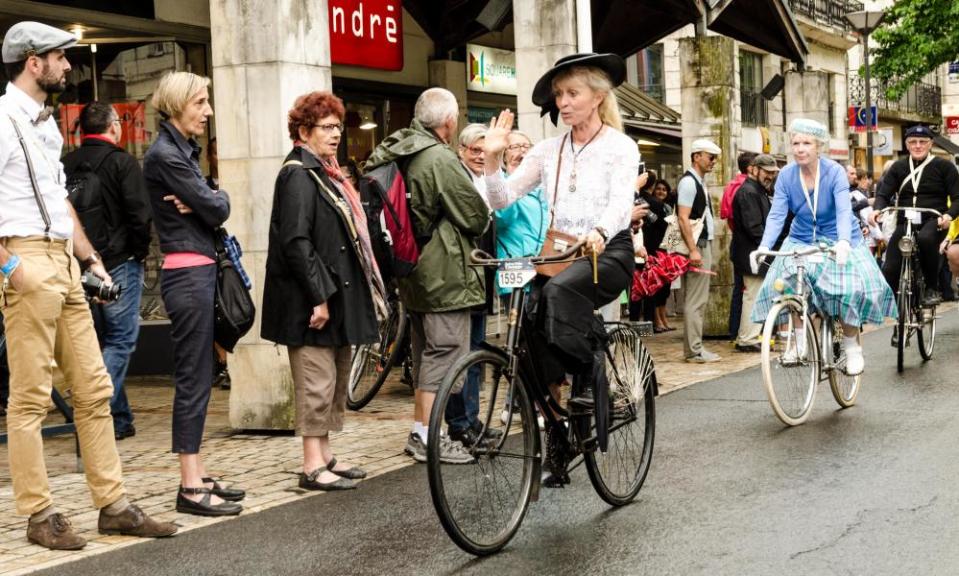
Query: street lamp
xmin=846 ymin=9 xmax=886 ymax=181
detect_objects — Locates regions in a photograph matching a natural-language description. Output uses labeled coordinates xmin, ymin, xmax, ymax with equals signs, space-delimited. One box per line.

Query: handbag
xmin=213 ymin=229 xmax=256 ymax=352
xmin=536 ymin=133 xmax=585 ymax=277
xmin=658 ymin=213 xmax=704 ymax=256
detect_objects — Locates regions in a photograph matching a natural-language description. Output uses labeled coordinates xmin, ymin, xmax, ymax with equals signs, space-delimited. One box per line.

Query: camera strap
xmin=8 ymin=115 xmax=52 ymax=237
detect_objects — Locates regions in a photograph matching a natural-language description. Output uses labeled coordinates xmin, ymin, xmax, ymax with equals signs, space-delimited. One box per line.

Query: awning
xmin=615 ymin=82 xmax=681 ymax=125
xmin=707 ymin=0 xmax=808 ymax=67
xmin=934 ymin=134 xmax=959 ymax=157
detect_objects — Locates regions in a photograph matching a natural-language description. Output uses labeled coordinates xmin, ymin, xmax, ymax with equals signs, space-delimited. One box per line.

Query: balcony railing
xmin=740 ymin=90 xmax=768 ymax=127
xmin=785 ymin=0 xmax=864 ymax=32
xmin=848 ymin=73 xmax=942 ymax=120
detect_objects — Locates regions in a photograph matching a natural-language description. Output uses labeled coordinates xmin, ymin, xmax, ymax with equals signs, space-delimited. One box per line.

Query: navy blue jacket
xmin=144 ymin=121 xmax=230 ymax=259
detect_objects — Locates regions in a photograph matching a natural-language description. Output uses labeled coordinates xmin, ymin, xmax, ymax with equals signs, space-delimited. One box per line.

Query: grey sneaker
xmin=405 ymin=433 xmax=426 ymax=462
xmin=435 ymin=435 xmax=475 ymax=464
xmin=686 ymin=350 xmax=721 ymax=363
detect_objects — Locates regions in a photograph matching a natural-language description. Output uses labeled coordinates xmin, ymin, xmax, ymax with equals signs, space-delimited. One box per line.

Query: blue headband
xmin=789 ymin=118 xmax=830 ymax=141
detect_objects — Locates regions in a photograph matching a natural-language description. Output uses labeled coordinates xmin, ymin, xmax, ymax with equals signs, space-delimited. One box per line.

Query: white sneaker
xmin=500 ymin=409 xmax=521 ymax=426
xmin=686 ymin=349 xmax=721 ymax=363
xmin=845 ymin=346 xmax=864 ymax=375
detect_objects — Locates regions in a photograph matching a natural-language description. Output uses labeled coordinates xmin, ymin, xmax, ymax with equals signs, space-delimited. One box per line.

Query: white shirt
xmin=462 ymin=161 xmax=490 ymax=209
xmin=0 ymin=82 xmax=73 ymax=239
xmin=485 ymin=128 xmax=639 ymax=237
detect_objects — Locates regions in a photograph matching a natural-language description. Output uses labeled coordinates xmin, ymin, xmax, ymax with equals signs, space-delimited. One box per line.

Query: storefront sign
xmin=848 ymin=106 xmax=878 ymax=132
xmin=828 ymin=138 xmax=849 ymax=160
xmin=329 ymin=0 xmax=403 ymax=71
xmin=873 ymin=128 xmax=894 ymax=155
xmin=466 ymin=44 xmax=516 ymax=95
xmin=945 ymin=116 xmax=959 ymax=135
xmin=60 ymin=102 xmax=147 ymax=147
xmin=949 ymin=62 xmax=959 ymax=83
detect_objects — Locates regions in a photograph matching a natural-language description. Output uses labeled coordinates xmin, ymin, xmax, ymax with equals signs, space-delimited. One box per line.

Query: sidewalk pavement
xmin=0 ymin=305 xmax=931 ymax=574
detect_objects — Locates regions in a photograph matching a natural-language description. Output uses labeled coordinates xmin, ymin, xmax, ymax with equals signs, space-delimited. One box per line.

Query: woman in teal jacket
xmin=493 ymin=130 xmax=549 ymax=298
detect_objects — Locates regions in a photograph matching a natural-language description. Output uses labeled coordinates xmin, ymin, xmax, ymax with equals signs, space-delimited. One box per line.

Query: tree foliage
xmin=871 ymin=0 xmax=959 ymax=100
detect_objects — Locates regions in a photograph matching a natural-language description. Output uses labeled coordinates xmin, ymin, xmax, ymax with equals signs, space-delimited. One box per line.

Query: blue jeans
xmin=444 ymin=311 xmax=485 ymax=433
xmin=91 ymin=260 xmax=143 ymax=434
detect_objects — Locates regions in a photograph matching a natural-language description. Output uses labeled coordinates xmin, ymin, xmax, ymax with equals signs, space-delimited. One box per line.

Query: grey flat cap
xmin=2 ymin=21 xmax=77 ymax=63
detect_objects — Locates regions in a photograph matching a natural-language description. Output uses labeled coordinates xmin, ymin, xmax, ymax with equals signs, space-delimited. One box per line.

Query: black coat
xmin=261 ymin=147 xmax=378 ymax=348
xmin=730 ymin=178 xmax=772 ymax=277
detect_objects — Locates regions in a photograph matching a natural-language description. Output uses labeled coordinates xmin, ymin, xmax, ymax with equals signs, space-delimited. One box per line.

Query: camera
xmin=634 ymin=197 xmax=659 ymax=224
xmin=81 ymin=272 xmax=121 ymax=302
xmin=637 ymin=162 xmax=646 ymax=176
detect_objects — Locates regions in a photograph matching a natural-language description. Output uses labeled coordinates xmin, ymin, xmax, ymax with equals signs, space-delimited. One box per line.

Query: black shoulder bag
xmin=213 ymin=229 xmax=255 ymax=352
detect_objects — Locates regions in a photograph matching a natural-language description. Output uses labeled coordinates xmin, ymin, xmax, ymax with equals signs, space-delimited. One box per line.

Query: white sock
xmin=414 ymin=422 xmax=428 ymax=444
xmin=793 ymin=328 xmax=805 ymax=350
xmin=843 ymin=336 xmax=860 ymax=352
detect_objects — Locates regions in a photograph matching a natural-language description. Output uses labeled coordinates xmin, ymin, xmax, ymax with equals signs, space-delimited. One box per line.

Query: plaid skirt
xmin=750 ymin=237 xmax=897 ymax=326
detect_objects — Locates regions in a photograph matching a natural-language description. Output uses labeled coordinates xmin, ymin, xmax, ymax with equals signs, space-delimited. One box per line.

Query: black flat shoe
xmin=202 ymin=477 xmax=246 ymax=501
xmin=299 ymin=469 xmax=356 ymax=491
xmin=325 ymin=458 xmax=367 ymax=480
xmin=176 ymin=487 xmax=243 ymax=517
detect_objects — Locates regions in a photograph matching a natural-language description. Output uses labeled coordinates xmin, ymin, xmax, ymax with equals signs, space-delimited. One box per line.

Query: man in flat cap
xmin=871 ymin=125 xmax=959 ymax=326
xmin=0 ymin=21 xmax=176 ymax=550
xmin=677 ymin=138 xmax=722 ymax=363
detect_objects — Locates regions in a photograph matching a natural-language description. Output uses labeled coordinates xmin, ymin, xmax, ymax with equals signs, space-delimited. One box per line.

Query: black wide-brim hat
xmin=532 ymin=52 xmax=626 ymax=125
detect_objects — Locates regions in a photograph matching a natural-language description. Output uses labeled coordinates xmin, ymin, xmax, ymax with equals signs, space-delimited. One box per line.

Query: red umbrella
xmin=631 ymin=252 xmax=717 ymax=300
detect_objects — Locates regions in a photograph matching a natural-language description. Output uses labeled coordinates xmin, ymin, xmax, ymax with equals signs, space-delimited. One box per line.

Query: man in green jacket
xmin=366 ymin=87 xmax=489 ymax=463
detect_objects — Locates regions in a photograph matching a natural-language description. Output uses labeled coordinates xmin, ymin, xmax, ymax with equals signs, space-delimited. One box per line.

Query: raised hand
xmin=483 ymin=109 xmax=514 ymax=158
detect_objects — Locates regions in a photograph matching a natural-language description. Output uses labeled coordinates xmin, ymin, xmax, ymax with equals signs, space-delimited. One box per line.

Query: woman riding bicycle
xmin=482 ymin=53 xmax=639 ymax=484
xmin=749 ymin=118 xmax=896 ymax=376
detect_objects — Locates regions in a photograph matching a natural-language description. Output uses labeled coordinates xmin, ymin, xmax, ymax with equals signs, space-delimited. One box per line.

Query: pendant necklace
xmin=568 ymin=122 xmax=604 ymax=193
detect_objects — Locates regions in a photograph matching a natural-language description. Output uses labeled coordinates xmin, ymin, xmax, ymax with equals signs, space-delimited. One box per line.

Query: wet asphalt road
xmin=37 ymin=315 xmax=959 ymax=576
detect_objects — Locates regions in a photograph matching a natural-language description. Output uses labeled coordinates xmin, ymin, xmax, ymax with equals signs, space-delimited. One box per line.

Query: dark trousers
xmin=728 ymin=271 xmax=744 ymax=339
xmin=161 ymin=264 xmax=216 ymax=454
xmin=882 ymin=219 xmax=945 ymax=295
xmin=444 ymin=310 xmax=485 ymax=433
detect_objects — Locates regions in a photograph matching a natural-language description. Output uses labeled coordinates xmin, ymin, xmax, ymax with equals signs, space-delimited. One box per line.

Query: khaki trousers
xmin=3 ymin=237 xmax=124 ymax=515
xmin=288 ymin=345 xmax=351 ymax=437
xmin=683 ymin=241 xmax=712 ymax=358
xmin=736 ymin=274 xmax=764 ymax=346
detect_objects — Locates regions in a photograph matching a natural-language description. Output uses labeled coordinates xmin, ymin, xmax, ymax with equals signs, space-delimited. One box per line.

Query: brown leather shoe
xmin=27 ymin=513 xmax=87 ymax=550
xmin=98 ymin=504 xmax=178 ymax=538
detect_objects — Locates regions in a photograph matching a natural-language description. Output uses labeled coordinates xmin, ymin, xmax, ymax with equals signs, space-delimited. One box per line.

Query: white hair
xmin=414 ymin=87 xmax=458 ymax=129
xmin=458 ymin=123 xmax=488 ymax=147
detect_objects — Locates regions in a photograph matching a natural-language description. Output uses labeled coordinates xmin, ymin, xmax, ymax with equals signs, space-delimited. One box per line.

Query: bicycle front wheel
xmin=896 ymin=263 xmax=910 ymax=373
xmin=427 ymin=350 xmax=539 ymax=556
xmin=828 ymin=319 xmax=861 ymax=408
xmin=582 ymin=325 xmax=656 ymax=506
xmin=916 ymin=278 xmax=936 ymax=360
xmin=347 ymin=303 xmax=407 ymax=410
xmin=760 ymin=300 xmax=819 ymax=426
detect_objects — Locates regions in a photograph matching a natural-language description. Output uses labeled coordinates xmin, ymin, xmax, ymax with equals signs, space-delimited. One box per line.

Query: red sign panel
xmin=328 ymin=0 xmax=403 ymax=71
xmin=60 ymin=102 xmax=147 ymax=147
xmin=847 ymin=106 xmax=878 ymax=132
xmin=945 ymin=116 xmax=959 ymax=135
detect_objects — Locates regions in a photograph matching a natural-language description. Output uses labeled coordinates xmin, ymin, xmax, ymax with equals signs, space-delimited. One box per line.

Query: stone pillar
xmin=512 ymin=0 xmax=578 ymax=141
xmin=784 ymin=70 xmax=830 ymax=128
xmin=210 ymin=0 xmax=333 ymax=430
xmin=428 ymin=60 xmax=468 ymax=134
xmin=678 ymin=36 xmax=739 ymax=338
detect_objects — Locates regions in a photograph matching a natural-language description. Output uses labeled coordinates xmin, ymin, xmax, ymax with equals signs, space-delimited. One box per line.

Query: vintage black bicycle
xmin=426 ymin=242 xmax=657 ymax=556
xmin=878 ymin=206 xmax=941 ymax=373
xmin=347 ymin=289 xmax=413 ymax=410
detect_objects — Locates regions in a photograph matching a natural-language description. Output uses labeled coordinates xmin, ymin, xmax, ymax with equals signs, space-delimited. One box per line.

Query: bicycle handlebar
xmin=755 ymin=243 xmax=835 ymax=259
xmin=470 ymin=239 xmax=588 ymax=267
xmin=878 ymin=206 xmax=944 ymax=218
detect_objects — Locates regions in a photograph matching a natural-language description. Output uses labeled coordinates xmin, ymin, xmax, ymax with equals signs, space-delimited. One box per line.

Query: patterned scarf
xmin=297 ymin=143 xmax=388 ymax=321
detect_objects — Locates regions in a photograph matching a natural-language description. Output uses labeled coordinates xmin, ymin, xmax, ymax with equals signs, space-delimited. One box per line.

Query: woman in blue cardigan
xmin=749 ymin=118 xmax=895 ymax=375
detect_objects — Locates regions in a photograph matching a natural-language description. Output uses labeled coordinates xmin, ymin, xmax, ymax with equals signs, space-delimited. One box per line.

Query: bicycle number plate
xmin=497 ymin=261 xmax=536 ymax=288
xmin=905 ymin=209 xmax=921 ymax=224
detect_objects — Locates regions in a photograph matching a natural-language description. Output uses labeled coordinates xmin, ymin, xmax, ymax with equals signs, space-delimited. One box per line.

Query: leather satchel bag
xmin=536 ymin=133 xmax=585 ymax=277
xmin=658 ymin=213 xmax=704 ymax=256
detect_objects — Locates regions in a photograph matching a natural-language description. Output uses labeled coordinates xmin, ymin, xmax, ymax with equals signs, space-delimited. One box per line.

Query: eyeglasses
xmin=905 ymin=138 xmax=931 ymax=146
xmin=314 ymin=123 xmax=344 ymax=134
xmin=507 ymin=143 xmax=532 ymax=151
xmin=461 ymin=145 xmax=484 ymax=156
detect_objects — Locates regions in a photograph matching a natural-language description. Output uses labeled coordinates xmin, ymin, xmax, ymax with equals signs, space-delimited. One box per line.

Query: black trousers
xmin=161 ymin=264 xmax=217 ymax=454
xmin=882 ymin=219 xmax=946 ymax=295
xmin=525 ymin=230 xmax=634 ymax=385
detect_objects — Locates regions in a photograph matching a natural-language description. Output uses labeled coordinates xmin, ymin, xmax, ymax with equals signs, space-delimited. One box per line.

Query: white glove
xmin=833 ymin=240 xmax=851 ymax=267
xmin=749 ymin=249 xmax=767 ymax=275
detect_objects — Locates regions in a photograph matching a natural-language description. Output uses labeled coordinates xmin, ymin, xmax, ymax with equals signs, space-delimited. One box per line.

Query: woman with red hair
xmin=261 ymin=91 xmax=386 ymax=490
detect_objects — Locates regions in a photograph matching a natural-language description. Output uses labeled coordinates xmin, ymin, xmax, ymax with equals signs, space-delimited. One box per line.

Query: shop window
xmin=636 ymin=44 xmax=664 ymax=103
xmin=740 ymin=50 xmax=767 ymax=127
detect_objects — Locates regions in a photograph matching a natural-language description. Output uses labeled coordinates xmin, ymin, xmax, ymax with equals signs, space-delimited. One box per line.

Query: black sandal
xmin=176 ymin=486 xmax=243 ymax=517
xmin=326 ymin=457 xmax=368 ymax=480
xmin=202 ymin=477 xmax=246 ymax=502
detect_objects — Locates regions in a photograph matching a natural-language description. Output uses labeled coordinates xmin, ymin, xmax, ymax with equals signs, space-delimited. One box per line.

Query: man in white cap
xmin=677 ymin=138 xmax=722 ymax=362
xmin=0 ymin=21 xmax=176 ymax=550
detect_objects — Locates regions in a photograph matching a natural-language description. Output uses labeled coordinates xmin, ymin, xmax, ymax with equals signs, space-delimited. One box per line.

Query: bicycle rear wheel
xmin=828 ymin=319 xmax=861 ymax=408
xmin=347 ymin=302 xmax=407 ymax=410
xmin=427 ymin=350 xmax=539 ymax=556
xmin=582 ymin=325 xmax=656 ymax=506
xmin=760 ymin=300 xmax=819 ymax=426
xmin=915 ymin=276 xmax=936 ymax=361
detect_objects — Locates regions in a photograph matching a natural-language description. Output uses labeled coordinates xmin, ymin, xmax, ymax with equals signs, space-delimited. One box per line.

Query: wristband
xmin=1 ymin=254 xmax=20 ymax=277
xmin=594 ymin=227 xmax=609 ymax=241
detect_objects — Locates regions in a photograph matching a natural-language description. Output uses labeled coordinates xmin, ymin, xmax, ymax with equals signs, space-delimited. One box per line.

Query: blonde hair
xmin=152 ymin=72 xmax=211 ymax=119
xmin=552 ymin=65 xmax=623 ymax=131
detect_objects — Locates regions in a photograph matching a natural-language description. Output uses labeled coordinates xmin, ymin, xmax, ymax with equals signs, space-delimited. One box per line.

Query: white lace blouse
xmin=484 ymin=127 xmax=639 ymax=238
